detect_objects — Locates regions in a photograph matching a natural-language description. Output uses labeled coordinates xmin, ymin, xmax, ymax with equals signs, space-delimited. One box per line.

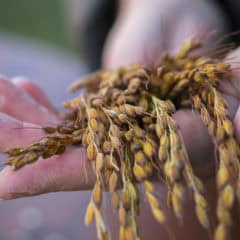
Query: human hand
xmin=103 ymin=0 xmax=228 ymax=69
xmin=0 ymin=57 xmax=239 ymax=240
xmin=0 ymin=48 xmax=239 ymax=240
xmin=102 ymin=0 xmax=235 ymax=178
xmin=0 ymin=77 xmax=95 ymax=199
xmin=0 ymin=0 xmax=236 ymax=204
xmin=0 ymin=76 xmax=217 ymax=201
xmin=101 ymin=0 xmax=240 ymax=177
xmin=101 ymin=0 xmax=240 ymax=238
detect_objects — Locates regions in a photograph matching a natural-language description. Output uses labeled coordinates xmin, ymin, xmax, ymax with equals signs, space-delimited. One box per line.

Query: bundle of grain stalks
xmin=4 ymin=38 xmax=240 ymax=240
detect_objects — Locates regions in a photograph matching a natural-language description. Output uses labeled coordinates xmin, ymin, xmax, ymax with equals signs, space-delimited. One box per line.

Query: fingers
xmin=12 ymin=77 xmax=60 ymax=116
xmin=0 ymin=113 xmax=95 ymax=199
xmin=173 ymin=109 xmax=215 ymax=178
xmin=223 ymin=47 xmax=240 ymax=119
xmin=0 ymin=147 xmax=95 ymax=200
xmin=234 ymin=105 xmax=240 ymax=142
xmin=0 ymin=112 xmax=45 ymax=151
xmin=0 ymin=109 xmax=214 ymax=199
xmin=169 ymin=15 xmax=206 ymax=54
xmin=225 ymin=48 xmax=240 ymax=142
xmin=170 ymin=0 xmax=227 ymax=54
xmin=0 ymin=76 xmax=60 ymax=125
xmin=103 ymin=0 xmax=227 ymax=69
xmin=102 ymin=3 xmax=166 ymax=69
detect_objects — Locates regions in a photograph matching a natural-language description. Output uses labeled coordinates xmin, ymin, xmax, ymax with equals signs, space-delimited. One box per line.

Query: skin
xmin=0 ymin=0 xmax=240 ymax=239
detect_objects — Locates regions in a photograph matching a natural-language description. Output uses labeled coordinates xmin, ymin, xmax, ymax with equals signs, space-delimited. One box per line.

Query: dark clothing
xmin=77 ymin=0 xmax=117 ymax=70
xmin=218 ymin=0 xmax=240 ymax=41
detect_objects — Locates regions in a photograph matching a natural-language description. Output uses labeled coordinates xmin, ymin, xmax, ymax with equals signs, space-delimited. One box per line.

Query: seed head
xmin=85 ymin=202 xmax=95 ymax=225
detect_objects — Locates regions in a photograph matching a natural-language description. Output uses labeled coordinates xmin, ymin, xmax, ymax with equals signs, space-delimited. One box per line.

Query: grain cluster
xmin=5 ymin=38 xmax=240 ymax=240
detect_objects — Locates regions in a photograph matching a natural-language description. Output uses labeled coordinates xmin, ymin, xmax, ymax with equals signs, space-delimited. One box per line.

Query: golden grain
xmin=111 ymin=192 xmax=119 ymax=209
xmin=220 ymin=185 xmax=235 ymax=209
xmin=152 ymin=208 xmax=165 ymax=223
xmin=214 ymin=224 xmax=227 ymax=240
xmin=85 ymin=202 xmax=95 ymax=225
xmin=119 ymin=206 xmax=127 ymax=226
xmin=93 ymin=182 xmax=102 ymax=206
xmin=5 ymin=38 xmax=240 ymax=240
xmin=109 ymin=171 xmax=118 ymax=192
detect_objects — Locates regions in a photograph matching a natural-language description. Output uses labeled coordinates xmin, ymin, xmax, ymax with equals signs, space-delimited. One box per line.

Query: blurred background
xmin=0 ymin=1 xmax=97 ymax=240
xmin=0 ymin=0 xmax=69 ymax=49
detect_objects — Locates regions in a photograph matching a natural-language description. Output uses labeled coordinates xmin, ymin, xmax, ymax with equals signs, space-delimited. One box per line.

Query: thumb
xmin=0 ymin=147 xmax=94 ymax=200
xmin=102 ymin=2 xmax=166 ymax=69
